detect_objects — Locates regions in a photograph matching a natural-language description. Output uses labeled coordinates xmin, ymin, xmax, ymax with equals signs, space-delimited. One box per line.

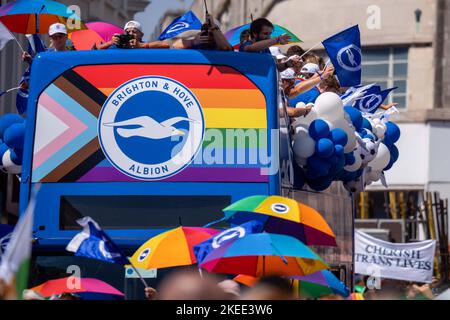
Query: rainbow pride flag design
xmin=32 ymin=64 xmax=270 ymax=183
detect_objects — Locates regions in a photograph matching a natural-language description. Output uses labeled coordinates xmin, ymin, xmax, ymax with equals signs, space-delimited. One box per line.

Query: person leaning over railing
xmin=98 ymin=21 xmax=169 ymax=50
xmin=172 ymin=13 xmax=232 ymax=51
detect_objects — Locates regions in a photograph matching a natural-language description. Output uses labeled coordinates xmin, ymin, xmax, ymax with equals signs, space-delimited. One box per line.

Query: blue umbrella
xmin=0 ymin=0 xmax=84 ymax=34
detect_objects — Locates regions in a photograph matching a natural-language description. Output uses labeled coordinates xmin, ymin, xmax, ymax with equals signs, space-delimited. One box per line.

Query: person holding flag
xmin=172 ymin=13 xmax=232 ymax=51
xmin=66 ymin=216 xmax=150 ymax=290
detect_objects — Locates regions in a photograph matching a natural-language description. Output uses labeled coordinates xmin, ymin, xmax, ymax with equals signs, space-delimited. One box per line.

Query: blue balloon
xmin=334 ymin=144 xmax=344 ymax=157
xmin=329 ymin=155 xmax=346 ymax=175
xmin=362 ymin=117 xmax=372 ymax=131
xmin=9 ymin=149 xmax=22 ymax=165
xmin=293 ymin=161 xmax=306 ymax=189
xmin=339 ymin=170 xmax=358 ymax=182
xmin=309 ymin=119 xmax=330 ymax=141
xmin=344 ymin=106 xmax=363 ymax=130
xmin=0 ymin=143 xmax=9 ymax=166
xmin=384 ymin=144 xmax=399 ymax=171
xmin=308 ymin=176 xmax=333 ymax=191
xmin=385 ymin=122 xmax=400 ymax=143
xmin=3 ymin=122 xmax=26 ymax=149
xmin=307 ymin=155 xmax=331 ymax=177
xmin=327 ymin=155 xmax=339 ymax=166
xmin=315 ymin=138 xmax=334 ymax=158
xmin=344 ymin=152 xmax=356 ymax=165
xmin=0 ymin=114 xmax=24 ymax=140
xmin=329 ymin=128 xmax=348 ymax=147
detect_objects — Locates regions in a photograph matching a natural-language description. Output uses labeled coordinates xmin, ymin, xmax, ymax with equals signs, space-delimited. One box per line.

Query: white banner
xmin=355 ymin=230 xmax=436 ymax=283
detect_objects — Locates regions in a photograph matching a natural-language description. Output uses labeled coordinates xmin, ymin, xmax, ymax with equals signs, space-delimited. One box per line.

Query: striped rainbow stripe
xmin=32 ymin=64 xmax=270 ymax=183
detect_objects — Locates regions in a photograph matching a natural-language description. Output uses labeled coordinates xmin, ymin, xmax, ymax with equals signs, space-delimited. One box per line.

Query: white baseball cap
xmin=269 ymin=46 xmax=286 ymax=60
xmin=48 ymin=23 xmax=67 ymax=36
xmin=301 ymin=63 xmax=320 ymax=74
xmin=280 ymin=68 xmax=296 ymax=80
xmin=124 ymin=20 xmax=142 ymax=32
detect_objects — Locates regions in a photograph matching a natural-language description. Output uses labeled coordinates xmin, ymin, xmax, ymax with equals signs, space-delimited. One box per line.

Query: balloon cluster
xmin=0 ymin=113 xmax=26 ymax=174
xmin=292 ymin=92 xmax=400 ymax=192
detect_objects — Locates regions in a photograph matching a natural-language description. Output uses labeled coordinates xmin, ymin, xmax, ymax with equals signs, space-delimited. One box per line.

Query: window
xmin=59 ymin=195 xmax=231 ymax=230
xmin=361 ymin=47 xmax=409 ymax=108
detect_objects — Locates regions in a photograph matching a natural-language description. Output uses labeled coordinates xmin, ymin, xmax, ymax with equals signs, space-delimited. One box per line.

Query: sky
xmin=134 ymin=0 xmax=194 ymax=41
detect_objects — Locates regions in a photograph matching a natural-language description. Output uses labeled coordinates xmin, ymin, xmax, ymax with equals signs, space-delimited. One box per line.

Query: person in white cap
xmin=47 ymin=22 xmax=68 ymax=52
xmin=22 ymin=22 xmax=68 ymax=63
xmin=300 ymin=63 xmax=320 ymax=80
xmin=99 ymin=20 xmax=169 ymax=49
xmin=279 ymin=68 xmax=313 ymax=118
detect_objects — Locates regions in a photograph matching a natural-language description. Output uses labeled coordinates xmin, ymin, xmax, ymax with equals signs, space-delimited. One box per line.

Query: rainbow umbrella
xmin=224 ymin=23 xmax=302 ymax=49
xmin=218 ymin=195 xmax=336 ymax=246
xmin=292 ymin=270 xmax=350 ymax=298
xmin=199 ymin=232 xmax=328 ymax=277
xmin=0 ymin=0 xmax=84 ymax=34
xmin=234 ymin=270 xmax=349 ymax=298
xmin=69 ymin=22 xmax=123 ymax=50
xmin=130 ymin=227 xmax=219 ymax=269
xmin=30 ymin=277 xmax=123 ymax=298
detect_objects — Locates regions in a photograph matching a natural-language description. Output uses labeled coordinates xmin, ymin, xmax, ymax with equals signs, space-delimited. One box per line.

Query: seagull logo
xmin=337 ymin=44 xmax=361 ymax=72
xmin=98 ymin=76 xmax=205 ymax=181
xmin=103 ymin=116 xmax=198 ymax=140
xmin=167 ymin=22 xmax=189 ymax=34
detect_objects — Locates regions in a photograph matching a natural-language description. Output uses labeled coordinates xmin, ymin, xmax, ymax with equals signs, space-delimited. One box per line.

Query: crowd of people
xmin=19 ymin=15 xmax=348 ymax=122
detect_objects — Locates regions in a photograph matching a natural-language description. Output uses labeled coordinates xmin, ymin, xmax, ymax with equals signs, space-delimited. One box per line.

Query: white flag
xmin=0 ymin=21 xmax=14 ymax=50
xmin=0 ymin=186 xmax=39 ymax=299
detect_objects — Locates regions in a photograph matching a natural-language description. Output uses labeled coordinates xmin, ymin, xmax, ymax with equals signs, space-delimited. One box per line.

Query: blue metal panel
xmin=20 ymin=49 xmax=280 ymax=248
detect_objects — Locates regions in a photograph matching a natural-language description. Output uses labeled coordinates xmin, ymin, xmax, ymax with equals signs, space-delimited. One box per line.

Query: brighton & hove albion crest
xmin=337 ymin=44 xmax=362 ymax=72
xmin=98 ymin=76 xmax=204 ymax=180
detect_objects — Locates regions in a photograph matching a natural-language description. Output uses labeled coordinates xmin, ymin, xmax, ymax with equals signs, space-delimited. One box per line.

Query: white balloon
xmin=2 ymin=149 xmax=22 ymax=174
xmin=368 ymin=143 xmax=391 ymax=171
xmin=344 ymin=151 xmax=362 ymax=172
xmin=314 ymin=92 xmax=344 ymax=122
xmin=367 ymin=170 xmax=381 ymax=182
xmin=375 ymin=123 xmax=386 ymax=139
xmin=292 ymin=127 xmax=316 ymax=159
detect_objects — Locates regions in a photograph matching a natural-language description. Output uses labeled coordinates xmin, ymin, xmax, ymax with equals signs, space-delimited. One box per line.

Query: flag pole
xmin=127 ymin=259 xmax=150 ymax=288
xmin=299 ymin=41 xmax=323 ymax=59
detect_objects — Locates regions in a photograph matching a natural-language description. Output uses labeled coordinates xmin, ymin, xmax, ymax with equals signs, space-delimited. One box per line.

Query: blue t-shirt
xmin=239 ymin=40 xmax=271 ymax=54
xmin=289 ymin=81 xmax=321 ymax=106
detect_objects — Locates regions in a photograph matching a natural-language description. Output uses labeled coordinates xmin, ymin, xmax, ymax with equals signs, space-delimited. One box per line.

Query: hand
xmin=129 ymin=38 xmax=141 ymax=48
xmin=144 ymin=287 xmax=158 ymax=300
xmin=303 ymin=104 xmax=313 ymax=116
xmin=277 ymin=33 xmax=291 ymax=45
xmin=286 ymin=55 xmax=302 ymax=68
xmin=112 ymin=34 xmax=120 ymax=46
xmin=379 ymin=103 xmax=398 ymax=110
xmin=19 ymin=81 xmax=29 ymax=90
xmin=193 ymin=33 xmax=212 ymax=47
xmin=322 ymin=64 xmax=335 ymax=78
xmin=205 ymin=13 xmax=216 ymax=28
xmin=22 ymin=52 xmax=32 ymax=64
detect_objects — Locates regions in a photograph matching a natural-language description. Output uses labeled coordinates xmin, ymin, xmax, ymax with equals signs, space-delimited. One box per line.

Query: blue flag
xmin=158 ymin=11 xmax=202 ymax=40
xmin=16 ymin=35 xmax=46 ymax=114
xmin=322 ymin=25 xmax=362 ymax=87
xmin=66 ymin=217 xmax=129 ymax=265
xmin=194 ymin=221 xmax=264 ymax=264
xmin=355 ymin=87 xmax=397 ymax=113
